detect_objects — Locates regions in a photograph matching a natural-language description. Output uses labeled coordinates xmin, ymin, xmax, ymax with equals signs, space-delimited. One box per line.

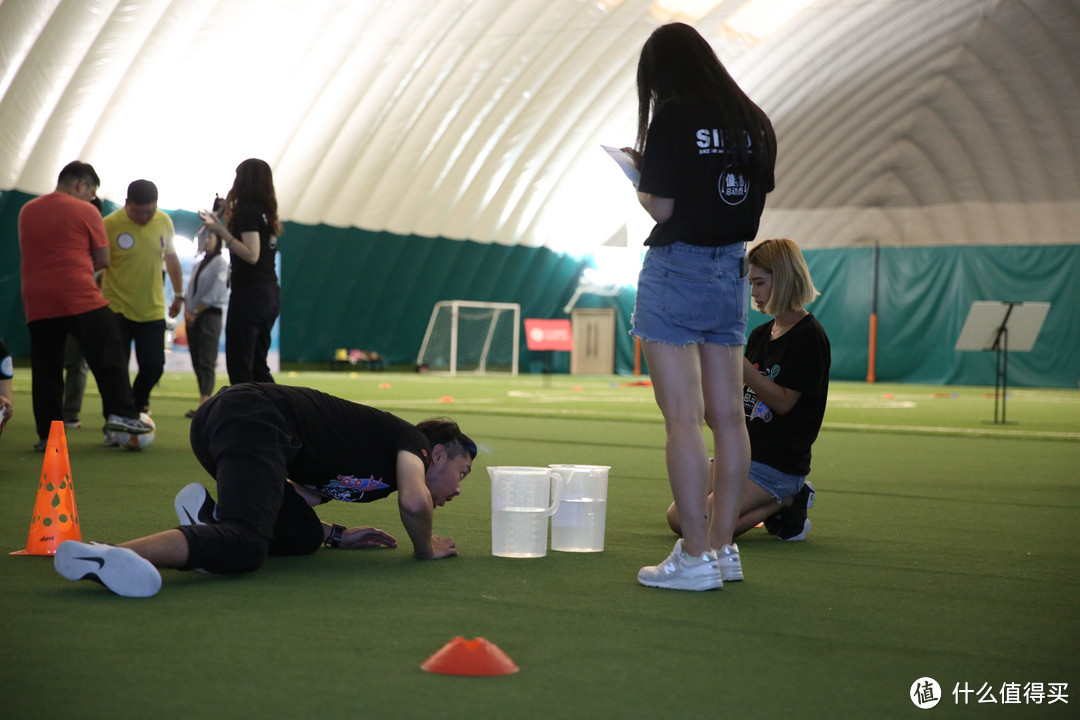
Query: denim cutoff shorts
xmin=631 ymin=242 xmax=748 ymax=346
xmin=749 ymin=460 xmax=806 ymax=503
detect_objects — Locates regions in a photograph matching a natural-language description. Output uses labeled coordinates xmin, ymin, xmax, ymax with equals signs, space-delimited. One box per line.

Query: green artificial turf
xmin=1 ymin=372 xmax=1077 ymax=719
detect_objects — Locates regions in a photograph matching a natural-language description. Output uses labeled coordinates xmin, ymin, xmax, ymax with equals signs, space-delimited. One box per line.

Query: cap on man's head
xmin=127 ymin=179 xmax=158 ymax=205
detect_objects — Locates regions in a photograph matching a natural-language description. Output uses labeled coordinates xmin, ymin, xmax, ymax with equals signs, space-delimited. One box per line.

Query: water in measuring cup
xmin=491 ymin=506 xmax=549 ymax=557
xmin=550 ymin=498 xmax=607 ymax=552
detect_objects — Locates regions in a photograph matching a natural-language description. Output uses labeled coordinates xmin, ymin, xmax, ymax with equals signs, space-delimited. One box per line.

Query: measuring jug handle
xmin=546 ymin=471 xmax=563 ymax=517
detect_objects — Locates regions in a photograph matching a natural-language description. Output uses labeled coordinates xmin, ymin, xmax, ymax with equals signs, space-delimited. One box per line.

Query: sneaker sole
xmin=54 ymin=541 xmax=161 ymax=597
xmin=638 ymin=575 xmax=723 ymax=591
xmin=637 ymin=566 xmax=723 ymax=591
xmin=174 ymin=484 xmax=215 ymax=573
xmin=720 ymin=565 xmax=744 ymax=582
xmin=174 ymin=483 xmax=214 ymax=526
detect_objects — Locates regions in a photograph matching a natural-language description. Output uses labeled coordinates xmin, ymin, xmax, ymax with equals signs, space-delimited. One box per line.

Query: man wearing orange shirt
xmin=19 ymin=161 xmax=153 ymax=450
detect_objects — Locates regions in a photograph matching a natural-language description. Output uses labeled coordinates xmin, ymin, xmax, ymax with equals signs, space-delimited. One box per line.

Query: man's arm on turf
xmin=396 ymin=450 xmax=457 ymax=560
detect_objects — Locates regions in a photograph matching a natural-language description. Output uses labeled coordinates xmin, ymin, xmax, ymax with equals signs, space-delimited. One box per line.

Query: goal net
xmin=416 ymin=301 xmax=520 ymax=376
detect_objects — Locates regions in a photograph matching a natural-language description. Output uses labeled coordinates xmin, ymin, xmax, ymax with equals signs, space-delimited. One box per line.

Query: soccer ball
xmin=113 ymin=412 xmax=156 ymax=451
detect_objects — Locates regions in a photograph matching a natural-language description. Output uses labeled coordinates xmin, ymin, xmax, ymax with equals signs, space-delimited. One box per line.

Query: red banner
xmin=524 ymin=319 xmax=573 ymax=351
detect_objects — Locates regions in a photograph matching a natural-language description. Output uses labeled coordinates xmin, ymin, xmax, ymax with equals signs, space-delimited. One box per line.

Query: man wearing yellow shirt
xmin=102 ymin=180 xmax=184 ymax=414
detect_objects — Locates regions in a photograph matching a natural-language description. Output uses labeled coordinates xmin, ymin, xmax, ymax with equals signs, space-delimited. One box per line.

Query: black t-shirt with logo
xmin=229 ymin=201 xmax=278 ymax=287
xmin=257 ymin=384 xmax=432 ymax=503
xmin=638 ymin=94 xmax=774 ymax=247
xmin=743 ymin=314 xmax=830 ymax=476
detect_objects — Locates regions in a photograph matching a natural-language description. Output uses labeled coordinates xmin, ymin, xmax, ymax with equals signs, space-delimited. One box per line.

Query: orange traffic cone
xmin=11 ymin=421 xmax=82 ymax=556
xmin=421 ymin=636 xmax=519 ymax=676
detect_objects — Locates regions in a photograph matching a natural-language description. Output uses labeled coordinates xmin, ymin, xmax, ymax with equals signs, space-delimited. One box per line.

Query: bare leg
xmin=120 ymin=529 xmax=190 ymax=568
xmin=642 ymin=341 xmax=711 ymax=557
xmin=734 ymin=482 xmax=789 ymax=537
xmin=700 ymin=343 xmax=749 ymax=550
xmin=668 ymin=482 xmax=794 ymax=538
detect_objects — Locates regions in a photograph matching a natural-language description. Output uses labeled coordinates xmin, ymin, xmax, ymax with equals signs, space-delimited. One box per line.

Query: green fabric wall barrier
xmin=796 ymin=245 xmax=1080 ymax=388
xmin=277 ymin=226 xmax=592 ymax=373
xmin=0 ymin=190 xmax=28 ymax=352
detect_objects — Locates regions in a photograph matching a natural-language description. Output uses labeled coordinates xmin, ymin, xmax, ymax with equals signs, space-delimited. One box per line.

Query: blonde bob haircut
xmin=747 ymin=238 xmax=819 ymax=315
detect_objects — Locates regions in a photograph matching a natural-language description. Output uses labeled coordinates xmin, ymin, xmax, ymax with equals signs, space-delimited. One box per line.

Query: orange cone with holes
xmin=421 ymin=637 xmax=519 ymax=676
xmin=11 ymin=421 xmax=81 ymax=556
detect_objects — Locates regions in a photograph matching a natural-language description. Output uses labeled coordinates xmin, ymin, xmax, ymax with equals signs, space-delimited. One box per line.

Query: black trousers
xmin=113 ymin=314 xmax=165 ymax=411
xmin=28 ymin=306 xmax=140 ymax=440
xmin=225 ymin=282 xmax=279 ymax=385
xmin=181 ymin=384 xmax=324 ymax=574
xmin=186 ymin=308 xmax=222 ymax=397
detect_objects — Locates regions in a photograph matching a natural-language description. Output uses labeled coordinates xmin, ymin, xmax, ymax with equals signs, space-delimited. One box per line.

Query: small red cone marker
xmin=421 ymin=636 xmax=519 ymax=676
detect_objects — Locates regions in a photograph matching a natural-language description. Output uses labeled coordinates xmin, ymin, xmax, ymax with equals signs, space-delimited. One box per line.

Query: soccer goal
xmin=416 ymin=300 xmax=520 ymax=376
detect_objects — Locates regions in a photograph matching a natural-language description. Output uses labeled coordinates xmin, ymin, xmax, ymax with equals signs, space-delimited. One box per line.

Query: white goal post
xmin=416 ymin=300 xmax=520 ymax=376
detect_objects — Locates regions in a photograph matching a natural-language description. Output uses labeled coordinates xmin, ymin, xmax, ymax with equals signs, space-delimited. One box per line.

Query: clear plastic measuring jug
xmin=488 ymin=466 xmax=562 ymax=558
xmin=548 ymin=464 xmax=610 ymax=552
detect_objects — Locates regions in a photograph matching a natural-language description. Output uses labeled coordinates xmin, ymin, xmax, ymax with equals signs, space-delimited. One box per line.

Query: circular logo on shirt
xmin=718 ymin=166 xmax=749 ymax=206
xmin=117 ymin=233 xmax=135 ymax=250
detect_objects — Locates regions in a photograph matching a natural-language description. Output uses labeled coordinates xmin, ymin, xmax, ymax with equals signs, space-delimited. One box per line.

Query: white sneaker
xmin=717 ymin=543 xmax=743 ymax=582
xmin=638 ymin=539 xmax=723 ymax=591
xmin=174 ymin=483 xmax=218 ymax=526
xmin=779 ymin=518 xmax=811 ymax=542
xmin=54 ymin=540 xmax=161 ymax=597
xmin=173 ymin=483 xmax=218 ymax=573
xmin=104 ymin=413 xmax=153 ymax=435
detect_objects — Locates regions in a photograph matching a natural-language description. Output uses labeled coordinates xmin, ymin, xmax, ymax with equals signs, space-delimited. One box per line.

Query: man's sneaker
xmin=102 ymin=431 xmax=120 ymax=447
xmin=175 ymin=483 xmax=218 ymax=526
xmin=638 ymin=539 xmax=723 ymax=591
xmin=54 ymin=540 xmax=161 ymax=597
xmin=777 ymin=482 xmax=816 ymax=541
xmin=33 ymin=438 xmax=47 ymax=452
xmin=174 ymin=484 xmax=218 ymax=574
xmin=717 ymin=543 xmax=743 ymax=582
xmin=104 ymin=413 xmax=153 ymax=435
xmin=64 ymin=420 xmax=81 ymax=429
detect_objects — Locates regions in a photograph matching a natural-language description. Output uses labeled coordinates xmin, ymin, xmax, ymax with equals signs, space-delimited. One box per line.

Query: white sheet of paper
xmin=602 ymin=145 xmax=640 ymax=186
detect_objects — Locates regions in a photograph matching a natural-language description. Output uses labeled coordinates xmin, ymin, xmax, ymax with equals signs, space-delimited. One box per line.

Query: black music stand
xmin=955 ymin=301 xmax=1049 ymax=424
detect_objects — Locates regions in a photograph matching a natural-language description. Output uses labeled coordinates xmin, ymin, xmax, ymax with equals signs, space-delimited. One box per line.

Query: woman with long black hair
xmin=629 ymin=23 xmax=777 ymax=591
xmin=200 ymin=159 xmax=282 ymax=385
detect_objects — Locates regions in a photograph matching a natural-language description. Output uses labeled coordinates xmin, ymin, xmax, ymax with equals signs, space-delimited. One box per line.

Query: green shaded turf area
xmin=1 ymin=372 xmax=1077 ymax=719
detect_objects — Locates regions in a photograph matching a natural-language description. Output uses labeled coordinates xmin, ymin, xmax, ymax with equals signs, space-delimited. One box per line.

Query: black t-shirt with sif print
xmin=638 ymin=94 xmax=774 ymax=248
